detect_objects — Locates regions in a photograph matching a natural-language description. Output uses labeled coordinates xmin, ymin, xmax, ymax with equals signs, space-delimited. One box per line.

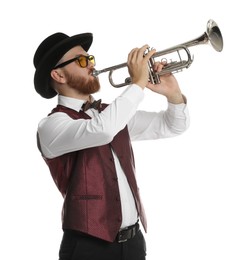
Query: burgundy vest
xmin=38 ymin=104 xmax=147 ymax=242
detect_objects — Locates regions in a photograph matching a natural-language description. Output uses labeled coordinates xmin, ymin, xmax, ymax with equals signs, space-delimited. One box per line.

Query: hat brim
xmin=34 ymin=33 xmax=93 ymax=99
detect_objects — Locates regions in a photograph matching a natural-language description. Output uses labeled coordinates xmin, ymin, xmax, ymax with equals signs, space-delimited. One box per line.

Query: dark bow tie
xmin=82 ymin=99 xmax=102 ymax=112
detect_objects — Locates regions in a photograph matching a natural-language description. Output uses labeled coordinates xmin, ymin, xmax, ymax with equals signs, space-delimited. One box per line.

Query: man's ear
xmin=50 ymin=69 xmax=66 ymax=84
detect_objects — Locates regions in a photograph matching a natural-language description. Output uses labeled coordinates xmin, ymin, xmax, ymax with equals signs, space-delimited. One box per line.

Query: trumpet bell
xmin=207 ymin=19 xmax=223 ymax=52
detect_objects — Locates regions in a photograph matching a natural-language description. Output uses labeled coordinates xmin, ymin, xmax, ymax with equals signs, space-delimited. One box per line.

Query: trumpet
xmin=92 ymin=19 xmax=223 ymax=88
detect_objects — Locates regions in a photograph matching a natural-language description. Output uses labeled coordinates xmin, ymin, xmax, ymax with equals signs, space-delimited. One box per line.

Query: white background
xmin=1 ymin=0 xmax=245 ymax=259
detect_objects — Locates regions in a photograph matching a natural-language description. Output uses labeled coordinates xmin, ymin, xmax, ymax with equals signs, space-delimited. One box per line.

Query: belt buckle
xmin=117 ymin=222 xmax=138 ymax=243
xmin=118 ymin=237 xmax=128 ymax=243
xmin=117 ymin=228 xmax=129 ymax=243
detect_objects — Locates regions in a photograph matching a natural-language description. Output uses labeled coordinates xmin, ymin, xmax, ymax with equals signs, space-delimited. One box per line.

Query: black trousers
xmin=59 ymin=229 xmax=146 ymax=260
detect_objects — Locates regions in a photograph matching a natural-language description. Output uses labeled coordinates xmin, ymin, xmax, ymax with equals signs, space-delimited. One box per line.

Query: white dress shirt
xmin=38 ymin=84 xmax=189 ymax=228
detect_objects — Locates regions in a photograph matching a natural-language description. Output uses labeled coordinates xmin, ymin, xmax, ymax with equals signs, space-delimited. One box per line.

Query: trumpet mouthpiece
xmin=92 ymin=70 xmax=100 ymax=77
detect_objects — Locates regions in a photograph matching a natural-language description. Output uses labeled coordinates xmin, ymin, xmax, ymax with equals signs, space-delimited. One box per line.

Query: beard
xmin=64 ymin=70 xmax=100 ymax=95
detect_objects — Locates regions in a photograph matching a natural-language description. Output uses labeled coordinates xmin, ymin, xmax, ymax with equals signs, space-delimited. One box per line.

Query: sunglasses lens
xmin=88 ymin=55 xmax=95 ymax=65
xmin=78 ymin=56 xmax=87 ymax=67
xmin=78 ymin=55 xmax=95 ymax=67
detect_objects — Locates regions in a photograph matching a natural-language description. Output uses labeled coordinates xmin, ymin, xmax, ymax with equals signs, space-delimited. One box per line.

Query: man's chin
xmin=85 ymin=78 xmax=101 ymax=95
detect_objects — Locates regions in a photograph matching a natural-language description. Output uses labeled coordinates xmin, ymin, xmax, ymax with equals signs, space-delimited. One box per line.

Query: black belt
xmin=116 ymin=222 xmax=140 ymax=243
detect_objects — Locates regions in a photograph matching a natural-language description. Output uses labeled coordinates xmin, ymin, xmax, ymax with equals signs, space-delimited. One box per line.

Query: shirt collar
xmin=58 ymin=95 xmax=94 ymax=112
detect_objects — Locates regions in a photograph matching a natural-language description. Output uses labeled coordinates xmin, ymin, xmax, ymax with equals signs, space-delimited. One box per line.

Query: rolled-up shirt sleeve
xmin=128 ymin=101 xmax=190 ymax=141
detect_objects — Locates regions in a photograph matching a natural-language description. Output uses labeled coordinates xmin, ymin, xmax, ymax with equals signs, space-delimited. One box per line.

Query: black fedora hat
xmin=33 ymin=32 xmax=93 ymax=99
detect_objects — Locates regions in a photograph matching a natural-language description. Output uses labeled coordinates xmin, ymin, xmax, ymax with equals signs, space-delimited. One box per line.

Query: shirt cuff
xmin=167 ymin=101 xmax=188 ymax=116
xmin=120 ymin=84 xmax=144 ymax=105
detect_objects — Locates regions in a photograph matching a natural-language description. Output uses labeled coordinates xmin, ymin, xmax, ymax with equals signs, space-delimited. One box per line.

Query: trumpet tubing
xmin=92 ymin=19 xmax=223 ymax=88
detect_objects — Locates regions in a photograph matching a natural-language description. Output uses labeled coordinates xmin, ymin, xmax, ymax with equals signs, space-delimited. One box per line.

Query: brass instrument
xmin=92 ymin=19 xmax=223 ymax=88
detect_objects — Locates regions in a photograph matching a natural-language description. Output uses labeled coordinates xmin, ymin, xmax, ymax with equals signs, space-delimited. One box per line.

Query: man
xmin=33 ymin=32 xmax=189 ymax=260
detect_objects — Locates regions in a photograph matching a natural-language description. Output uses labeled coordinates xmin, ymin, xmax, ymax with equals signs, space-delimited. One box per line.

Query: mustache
xmin=89 ymin=68 xmax=95 ymax=75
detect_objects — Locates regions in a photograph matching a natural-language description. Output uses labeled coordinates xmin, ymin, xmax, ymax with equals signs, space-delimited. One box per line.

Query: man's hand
xmin=127 ymin=45 xmax=156 ymax=89
xmin=146 ymin=61 xmax=185 ymax=104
